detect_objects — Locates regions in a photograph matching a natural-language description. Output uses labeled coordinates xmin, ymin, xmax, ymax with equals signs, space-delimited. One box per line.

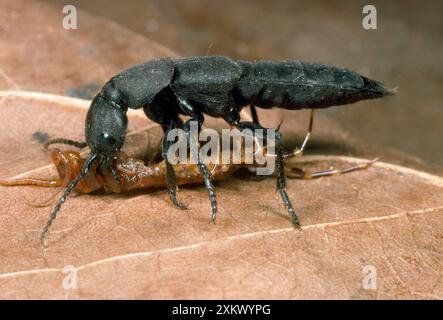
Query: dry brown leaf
xmin=0 ymin=94 xmax=442 ymax=299
xmin=0 ymin=0 xmax=442 ymax=300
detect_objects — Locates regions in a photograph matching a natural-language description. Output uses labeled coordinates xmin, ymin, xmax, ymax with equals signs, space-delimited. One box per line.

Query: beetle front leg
xmin=249 ymin=105 xmax=260 ymax=124
xmin=162 ymin=120 xmax=187 ymax=210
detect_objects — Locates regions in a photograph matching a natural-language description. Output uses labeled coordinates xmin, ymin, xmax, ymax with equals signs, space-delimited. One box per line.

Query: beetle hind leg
xmin=275 ymin=130 xmax=300 ymax=227
xmin=234 ymin=120 xmax=300 ymax=227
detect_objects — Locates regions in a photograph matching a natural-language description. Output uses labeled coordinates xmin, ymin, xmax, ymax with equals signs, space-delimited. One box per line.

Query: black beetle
xmin=41 ymin=55 xmax=393 ymax=240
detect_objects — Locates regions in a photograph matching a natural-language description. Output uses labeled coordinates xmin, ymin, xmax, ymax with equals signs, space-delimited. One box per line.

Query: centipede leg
xmin=0 ymin=177 xmax=62 ymax=187
xmin=285 ymin=158 xmax=379 ymax=179
xmin=284 ymin=109 xmax=314 ymax=159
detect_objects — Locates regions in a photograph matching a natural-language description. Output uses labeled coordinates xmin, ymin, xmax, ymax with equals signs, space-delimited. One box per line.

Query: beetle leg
xmin=184 ymin=119 xmax=217 ymax=221
xmin=176 ymin=97 xmax=218 ymax=221
xmin=275 ymin=130 xmax=300 ymax=227
xmin=162 ymin=120 xmax=187 ymax=210
xmin=233 ymin=119 xmax=300 ymax=227
xmin=249 ymin=105 xmax=260 ymax=124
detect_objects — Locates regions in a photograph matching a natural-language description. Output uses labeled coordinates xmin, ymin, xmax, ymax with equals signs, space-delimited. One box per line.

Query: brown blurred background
xmin=44 ymin=0 xmax=442 ymax=167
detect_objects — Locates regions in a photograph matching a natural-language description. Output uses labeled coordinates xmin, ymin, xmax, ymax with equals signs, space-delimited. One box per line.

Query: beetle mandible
xmin=42 ymin=55 xmax=393 ymax=240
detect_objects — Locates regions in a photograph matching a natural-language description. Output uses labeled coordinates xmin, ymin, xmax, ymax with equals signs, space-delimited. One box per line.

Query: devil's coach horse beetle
xmin=40 ymin=55 xmax=393 ymax=240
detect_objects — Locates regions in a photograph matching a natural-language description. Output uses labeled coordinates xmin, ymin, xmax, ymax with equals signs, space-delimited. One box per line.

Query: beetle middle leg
xmin=176 ymin=97 xmax=218 ymax=221
xmin=249 ymin=105 xmax=260 ymax=124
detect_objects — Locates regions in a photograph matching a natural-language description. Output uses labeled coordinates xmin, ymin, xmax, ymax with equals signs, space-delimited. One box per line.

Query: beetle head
xmin=85 ymin=89 xmax=128 ymax=171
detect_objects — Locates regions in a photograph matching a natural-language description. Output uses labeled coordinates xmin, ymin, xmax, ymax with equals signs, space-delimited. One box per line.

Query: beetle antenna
xmin=40 ymin=153 xmax=98 ymax=243
xmin=44 ymin=138 xmax=87 ymax=149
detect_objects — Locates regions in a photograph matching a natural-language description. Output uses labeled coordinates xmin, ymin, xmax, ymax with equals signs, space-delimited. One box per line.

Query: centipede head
xmin=50 ymin=148 xmax=84 ymax=182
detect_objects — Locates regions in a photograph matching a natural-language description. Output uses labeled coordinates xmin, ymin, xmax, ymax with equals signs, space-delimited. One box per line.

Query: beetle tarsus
xmin=182 ymin=114 xmax=218 ymax=221
xmin=162 ymin=121 xmax=188 ymax=210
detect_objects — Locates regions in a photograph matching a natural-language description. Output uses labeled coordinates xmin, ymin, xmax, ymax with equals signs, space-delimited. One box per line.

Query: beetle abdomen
xmin=234 ymin=60 xmax=391 ymax=110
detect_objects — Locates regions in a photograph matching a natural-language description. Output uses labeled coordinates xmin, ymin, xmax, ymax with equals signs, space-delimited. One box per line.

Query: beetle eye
xmin=101 ymin=132 xmax=118 ymax=147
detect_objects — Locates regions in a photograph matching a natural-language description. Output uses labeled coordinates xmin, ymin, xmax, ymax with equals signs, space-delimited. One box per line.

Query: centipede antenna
xmin=0 ymin=178 xmax=62 ymax=187
xmin=300 ymin=109 xmax=314 ymax=152
xmin=44 ymin=138 xmax=87 ymax=149
xmin=40 ymin=153 xmax=98 ymax=243
xmin=275 ymin=118 xmax=284 ymax=131
xmin=284 ymin=109 xmax=315 ymax=159
xmin=205 ymin=42 xmax=213 ymax=56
